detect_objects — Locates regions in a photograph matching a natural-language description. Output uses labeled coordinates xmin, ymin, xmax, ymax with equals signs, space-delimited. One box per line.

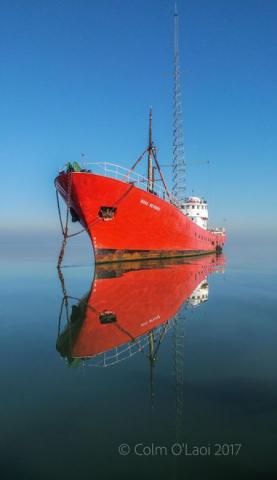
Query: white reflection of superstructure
xmin=188 ymin=278 xmax=209 ymax=307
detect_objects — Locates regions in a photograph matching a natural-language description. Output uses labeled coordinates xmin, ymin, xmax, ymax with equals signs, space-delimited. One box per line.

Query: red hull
xmin=57 ymin=254 xmax=225 ymax=362
xmin=55 ymin=172 xmax=226 ymax=263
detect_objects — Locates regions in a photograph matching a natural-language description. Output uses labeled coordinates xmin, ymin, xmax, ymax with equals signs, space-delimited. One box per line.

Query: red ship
xmin=57 ymin=254 xmax=225 ymax=365
xmin=55 ymin=9 xmax=226 ymax=264
xmin=55 ymin=112 xmax=226 ymax=264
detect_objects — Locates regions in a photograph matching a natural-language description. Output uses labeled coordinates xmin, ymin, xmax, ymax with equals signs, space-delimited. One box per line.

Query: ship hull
xmin=55 ymin=172 xmax=226 ymax=263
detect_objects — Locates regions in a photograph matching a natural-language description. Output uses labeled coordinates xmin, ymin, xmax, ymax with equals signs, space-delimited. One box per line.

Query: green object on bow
xmin=65 ymin=161 xmax=82 ymax=172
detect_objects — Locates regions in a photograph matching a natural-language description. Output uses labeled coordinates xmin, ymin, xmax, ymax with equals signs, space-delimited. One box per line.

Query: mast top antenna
xmin=172 ymin=1 xmax=186 ymax=202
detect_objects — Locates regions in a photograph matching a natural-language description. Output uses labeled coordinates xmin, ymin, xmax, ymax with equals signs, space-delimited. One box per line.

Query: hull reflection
xmin=57 ymin=254 xmax=225 ymax=367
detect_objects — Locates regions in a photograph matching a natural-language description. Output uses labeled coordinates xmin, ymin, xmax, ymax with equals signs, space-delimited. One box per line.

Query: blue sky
xmin=1 ymin=0 xmax=277 ymax=238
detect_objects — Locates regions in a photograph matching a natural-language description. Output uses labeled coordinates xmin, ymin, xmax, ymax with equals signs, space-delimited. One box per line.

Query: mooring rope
xmin=57 ymin=173 xmax=72 ymax=268
xmin=56 ymin=190 xmax=65 ymax=236
xmin=56 ymin=173 xmax=97 ymax=266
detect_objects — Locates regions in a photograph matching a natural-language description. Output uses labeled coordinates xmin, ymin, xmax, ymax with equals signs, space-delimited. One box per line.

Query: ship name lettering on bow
xmin=141 ymin=314 xmax=161 ymax=327
xmin=140 ymin=199 xmax=160 ymax=211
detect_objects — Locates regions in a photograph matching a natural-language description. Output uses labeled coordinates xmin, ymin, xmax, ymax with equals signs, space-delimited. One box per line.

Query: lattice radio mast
xmin=172 ymin=3 xmax=186 ymax=202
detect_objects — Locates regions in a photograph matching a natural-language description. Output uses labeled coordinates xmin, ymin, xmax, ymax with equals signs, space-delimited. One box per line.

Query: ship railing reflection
xmin=88 ymin=322 xmax=171 ymax=368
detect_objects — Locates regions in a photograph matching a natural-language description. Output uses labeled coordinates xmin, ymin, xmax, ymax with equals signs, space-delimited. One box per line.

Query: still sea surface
xmin=0 ymin=237 xmax=276 ymax=480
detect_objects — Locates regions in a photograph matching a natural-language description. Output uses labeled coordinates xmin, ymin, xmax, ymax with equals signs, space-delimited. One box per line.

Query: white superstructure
xmin=181 ymin=196 xmax=208 ymax=230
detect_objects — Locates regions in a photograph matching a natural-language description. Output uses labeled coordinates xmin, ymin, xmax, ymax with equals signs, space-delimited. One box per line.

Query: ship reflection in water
xmin=56 ymin=254 xmax=225 ymax=371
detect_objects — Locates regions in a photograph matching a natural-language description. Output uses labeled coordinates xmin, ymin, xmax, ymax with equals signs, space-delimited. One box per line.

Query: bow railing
xmin=81 ymin=162 xmax=180 ymax=207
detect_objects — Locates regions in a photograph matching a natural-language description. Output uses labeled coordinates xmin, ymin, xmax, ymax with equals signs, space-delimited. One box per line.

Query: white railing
xmin=81 ymin=162 xmax=180 ymax=207
xmin=210 ymin=227 xmax=226 ymax=235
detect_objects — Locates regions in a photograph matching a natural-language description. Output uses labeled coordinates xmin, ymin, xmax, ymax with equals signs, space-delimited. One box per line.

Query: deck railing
xmin=81 ymin=162 xmax=181 ymax=207
xmin=210 ymin=227 xmax=226 ymax=234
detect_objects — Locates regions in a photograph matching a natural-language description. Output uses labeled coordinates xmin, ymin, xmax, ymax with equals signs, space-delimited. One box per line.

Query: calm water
xmin=1 ymin=240 xmax=277 ymax=480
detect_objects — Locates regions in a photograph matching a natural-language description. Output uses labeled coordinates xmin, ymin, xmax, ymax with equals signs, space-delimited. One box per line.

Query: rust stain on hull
xmin=95 ymin=249 xmax=218 ymax=264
